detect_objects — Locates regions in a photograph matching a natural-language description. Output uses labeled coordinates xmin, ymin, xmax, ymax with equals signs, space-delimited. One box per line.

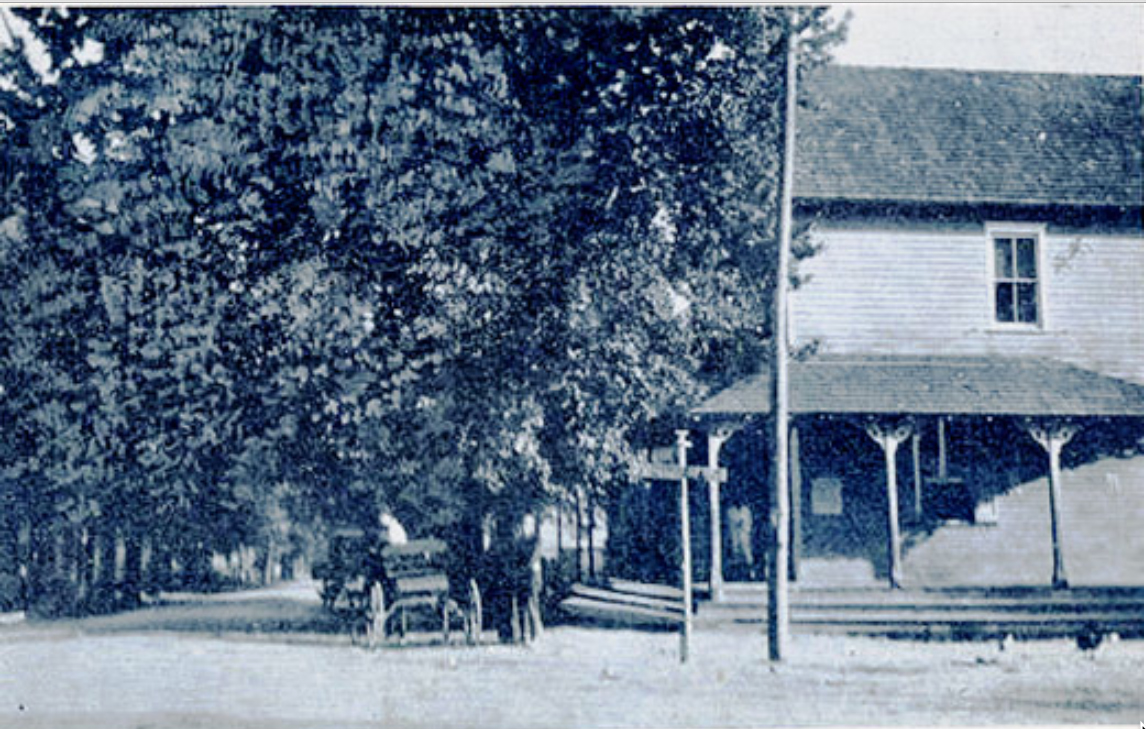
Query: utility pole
xmin=767 ymin=11 xmax=798 ymax=663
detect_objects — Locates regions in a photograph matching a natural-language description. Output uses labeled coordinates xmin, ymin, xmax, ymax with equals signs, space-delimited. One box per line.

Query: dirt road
xmin=0 ymin=581 xmax=1140 ymax=728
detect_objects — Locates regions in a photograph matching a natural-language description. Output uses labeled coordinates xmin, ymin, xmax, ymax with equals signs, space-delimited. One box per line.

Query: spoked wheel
xmin=364 ymin=581 xmax=387 ymax=648
xmin=465 ymin=578 xmax=483 ymax=646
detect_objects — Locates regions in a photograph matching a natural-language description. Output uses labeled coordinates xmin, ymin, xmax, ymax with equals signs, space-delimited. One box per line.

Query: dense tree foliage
xmin=0 ymin=7 xmax=843 ymax=624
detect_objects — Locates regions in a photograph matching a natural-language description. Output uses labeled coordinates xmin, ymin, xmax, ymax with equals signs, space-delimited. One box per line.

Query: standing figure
xmin=727 ymin=504 xmax=755 ymax=581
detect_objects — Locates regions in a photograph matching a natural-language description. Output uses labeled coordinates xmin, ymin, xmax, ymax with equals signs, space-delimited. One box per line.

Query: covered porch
xmin=690 ymin=355 xmax=1144 ymax=599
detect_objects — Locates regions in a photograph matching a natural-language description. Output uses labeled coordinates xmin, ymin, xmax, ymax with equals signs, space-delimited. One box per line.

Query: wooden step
xmin=697 ymin=601 xmax=1142 ymax=620
xmin=570 ymin=584 xmax=684 ymax=614
xmin=701 ymin=597 xmax=1144 ymax=616
xmin=792 ymin=620 xmax=1144 ymax=639
xmin=560 ymin=596 xmax=681 ymax=628
xmin=602 ymin=579 xmax=685 ymax=601
xmin=794 ymin=608 xmax=1140 ymax=626
xmin=561 ymin=582 xmax=1143 ymax=639
xmin=695 ymin=589 xmax=1143 ymax=639
xmin=560 ymin=581 xmax=687 ymax=630
xmin=703 ymin=587 xmax=1143 ymax=610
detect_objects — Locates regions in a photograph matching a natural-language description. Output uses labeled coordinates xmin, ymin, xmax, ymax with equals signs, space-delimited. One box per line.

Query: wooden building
xmin=685 ymin=66 xmax=1144 ymax=596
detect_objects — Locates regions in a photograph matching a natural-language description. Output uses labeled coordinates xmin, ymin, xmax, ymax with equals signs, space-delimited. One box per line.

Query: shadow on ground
xmin=9 ymin=580 xmax=488 ymax=649
xmin=14 ymin=581 xmax=349 ymax=642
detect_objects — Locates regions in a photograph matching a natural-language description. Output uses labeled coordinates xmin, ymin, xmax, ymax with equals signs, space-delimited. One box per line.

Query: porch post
xmin=789 ymin=422 xmax=802 ymax=582
xmin=937 ymin=417 xmax=948 ymax=481
xmin=706 ymin=431 xmax=730 ymax=603
xmin=866 ymin=420 xmax=914 ymax=589
xmin=911 ymin=433 xmax=923 ymax=518
xmin=1024 ymin=419 xmax=1078 ymax=589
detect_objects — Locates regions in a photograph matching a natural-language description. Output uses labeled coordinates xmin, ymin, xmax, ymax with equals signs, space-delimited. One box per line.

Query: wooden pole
xmin=767 ymin=12 xmax=798 ymax=663
xmin=676 ymin=429 xmax=693 ymax=664
xmin=911 ymin=433 xmax=923 ymax=518
xmin=937 ymin=418 xmax=948 ymax=481
xmin=789 ymin=423 xmax=802 ymax=582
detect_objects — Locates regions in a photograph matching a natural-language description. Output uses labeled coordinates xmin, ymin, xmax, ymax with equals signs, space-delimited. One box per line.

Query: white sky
xmin=2 ymin=5 xmax=1142 ymax=78
xmin=829 ymin=3 xmax=1144 ymax=76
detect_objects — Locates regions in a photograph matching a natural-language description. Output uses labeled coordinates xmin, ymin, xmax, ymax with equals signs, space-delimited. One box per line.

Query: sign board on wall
xmin=811 ymin=477 xmax=843 ymax=515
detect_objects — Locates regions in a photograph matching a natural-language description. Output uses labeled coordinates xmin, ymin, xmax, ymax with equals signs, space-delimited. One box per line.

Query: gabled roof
xmin=794 ymin=66 xmax=1144 ymax=209
xmin=692 ymin=355 xmax=1144 ymax=418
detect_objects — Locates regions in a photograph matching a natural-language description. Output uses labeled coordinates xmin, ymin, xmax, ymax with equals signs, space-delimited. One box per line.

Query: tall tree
xmin=0 ymin=7 xmax=844 ymax=623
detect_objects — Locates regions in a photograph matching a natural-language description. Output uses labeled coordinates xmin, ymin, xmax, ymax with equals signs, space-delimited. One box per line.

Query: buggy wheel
xmin=465 ymin=578 xmax=483 ymax=645
xmin=365 ymin=581 xmax=387 ymax=648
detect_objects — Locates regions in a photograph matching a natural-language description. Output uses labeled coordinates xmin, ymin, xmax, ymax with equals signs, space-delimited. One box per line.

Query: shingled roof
xmin=794 ymin=66 xmax=1144 ymax=208
xmin=692 ymin=355 xmax=1145 ymax=418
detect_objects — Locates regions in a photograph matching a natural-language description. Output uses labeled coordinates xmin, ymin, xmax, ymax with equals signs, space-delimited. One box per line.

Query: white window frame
xmin=986 ymin=223 xmax=1047 ymax=330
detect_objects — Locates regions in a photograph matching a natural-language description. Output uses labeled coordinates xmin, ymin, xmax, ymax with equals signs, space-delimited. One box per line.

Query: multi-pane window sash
xmin=993 ymin=235 xmax=1039 ymax=324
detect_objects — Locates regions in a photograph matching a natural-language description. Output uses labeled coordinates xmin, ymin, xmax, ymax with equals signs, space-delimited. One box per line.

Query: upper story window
xmin=990 ymin=227 xmax=1042 ymax=326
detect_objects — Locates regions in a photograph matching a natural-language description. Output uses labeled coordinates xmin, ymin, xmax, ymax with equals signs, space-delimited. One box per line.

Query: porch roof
xmin=691 ymin=355 xmax=1144 ymax=418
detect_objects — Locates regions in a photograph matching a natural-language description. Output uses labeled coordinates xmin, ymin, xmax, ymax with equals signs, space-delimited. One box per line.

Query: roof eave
xmin=793 ymin=193 xmax=1145 ymax=210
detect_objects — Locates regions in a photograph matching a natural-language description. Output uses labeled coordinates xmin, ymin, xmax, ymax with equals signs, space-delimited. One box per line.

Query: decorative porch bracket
xmin=1023 ymin=418 xmax=1079 ymax=590
xmin=865 ymin=419 xmax=915 ymax=589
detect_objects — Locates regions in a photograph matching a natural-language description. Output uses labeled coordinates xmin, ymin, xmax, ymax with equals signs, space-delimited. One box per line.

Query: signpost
xmin=634 ymin=438 xmax=728 ymax=664
xmin=676 ymin=430 xmax=692 ymax=663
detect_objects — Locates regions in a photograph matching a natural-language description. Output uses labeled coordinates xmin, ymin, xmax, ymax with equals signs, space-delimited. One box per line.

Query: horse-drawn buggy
xmin=313 ymin=527 xmax=482 ymax=646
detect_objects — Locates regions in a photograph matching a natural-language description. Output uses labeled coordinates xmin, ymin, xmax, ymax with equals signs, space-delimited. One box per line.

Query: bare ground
xmin=0 ymin=581 xmax=1140 ymax=728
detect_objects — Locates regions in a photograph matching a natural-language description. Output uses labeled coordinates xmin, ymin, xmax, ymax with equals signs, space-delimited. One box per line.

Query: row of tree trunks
xmin=0 ymin=514 xmax=286 ymax=617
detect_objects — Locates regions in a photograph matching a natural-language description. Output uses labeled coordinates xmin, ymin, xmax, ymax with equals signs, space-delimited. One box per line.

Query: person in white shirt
xmin=378 ymin=511 xmax=408 ymax=546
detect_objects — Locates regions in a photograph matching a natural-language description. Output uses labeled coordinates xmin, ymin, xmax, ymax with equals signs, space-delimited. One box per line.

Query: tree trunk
xmin=524 ymin=534 xmax=544 ymax=642
xmin=574 ymin=488 xmax=583 ymax=582
xmin=24 ymin=523 xmax=46 ymax=615
xmin=587 ymin=495 xmax=597 ymax=580
xmin=122 ymin=528 xmax=143 ymax=608
xmin=262 ymin=541 xmax=278 ymax=586
xmin=0 ymin=489 xmax=22 ymax=611
xmin=150 ymin=540 xmax=172 ymax=592
xmin=74 ymin=525 xmax=93 ymax=611
xmin=54 ymin=526 xmax=75 ymax=616
xmin=91 ymin=522 xmax=119 ymax=613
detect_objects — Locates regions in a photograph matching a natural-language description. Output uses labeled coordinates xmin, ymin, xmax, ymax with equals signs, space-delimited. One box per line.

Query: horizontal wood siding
xmin=791 ymin=222 xmax=1144 ymax=382
xmin=1045 ymin=231 xmax=1144 ymax=382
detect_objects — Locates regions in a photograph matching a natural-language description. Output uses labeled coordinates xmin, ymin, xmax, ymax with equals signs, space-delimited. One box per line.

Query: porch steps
xmin=696 ymin=585 xmax=1144 ymax=640
xmin=558 ymin=579 xmax=684 ymax=630
xmin=559 ymin=581 xmax=1144 ymax=639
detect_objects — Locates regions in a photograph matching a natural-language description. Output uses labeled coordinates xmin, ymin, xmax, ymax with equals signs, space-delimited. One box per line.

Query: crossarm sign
xmin=636 ymin=462 xmax=728 ymax=483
